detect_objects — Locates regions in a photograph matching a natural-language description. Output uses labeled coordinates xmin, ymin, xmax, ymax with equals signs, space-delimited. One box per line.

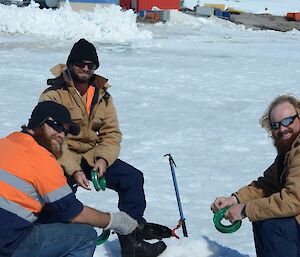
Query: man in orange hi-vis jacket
xmin=0 ymin=101 xmax=137 ymax=257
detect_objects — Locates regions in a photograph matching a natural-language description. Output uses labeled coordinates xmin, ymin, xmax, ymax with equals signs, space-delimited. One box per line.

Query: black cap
xmin=28 ymin=101 xmax=80 ymax=136
xmin=67 ymin=38 xmax=99 ymax=69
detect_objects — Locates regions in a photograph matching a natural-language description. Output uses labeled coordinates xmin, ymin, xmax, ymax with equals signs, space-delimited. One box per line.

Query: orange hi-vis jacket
xmin=0 ymin=132 xmax=83 ymax=256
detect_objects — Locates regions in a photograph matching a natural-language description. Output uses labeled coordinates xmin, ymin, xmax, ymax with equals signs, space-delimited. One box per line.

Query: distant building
xmin=120 ymin=0 xmax=180 ymax=12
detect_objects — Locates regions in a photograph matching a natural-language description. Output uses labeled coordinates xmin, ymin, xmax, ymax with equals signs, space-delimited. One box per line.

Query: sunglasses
xmin=73 ymin=61 xmax=97 ymax=70
xmin=44 ymin=119 xmax=69 ymax=135
xmin=270 ymin=114 xmax=298 ymax=130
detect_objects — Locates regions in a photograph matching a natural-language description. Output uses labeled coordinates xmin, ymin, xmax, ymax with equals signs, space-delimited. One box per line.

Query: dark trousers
xmin=253 ymin=217 xmax=300 ymax=257
xmin=71 ymin=159 xmax=146 ymax=220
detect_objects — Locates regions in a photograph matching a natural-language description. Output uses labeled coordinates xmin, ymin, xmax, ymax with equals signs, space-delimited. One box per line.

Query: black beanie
xmin=67 ymin=38 xmax=99 ymax=69
xmin=28 ymin=101 xmax=80 ymax=136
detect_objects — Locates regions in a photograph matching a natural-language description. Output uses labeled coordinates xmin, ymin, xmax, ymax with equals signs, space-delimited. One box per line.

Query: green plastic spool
xmin=91 ymin=169 xmax=106 ymax=191
xmin=213 ymin=207 xmax=242 ymax=233
xmin=96 ymin=229 xmax=110 ymax=245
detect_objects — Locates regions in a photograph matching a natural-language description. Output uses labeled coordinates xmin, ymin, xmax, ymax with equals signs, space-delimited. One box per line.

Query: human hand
xmin=94 ymin=158 xmax=108 ymax=177
xmin=210 ymin=196 xmax=238 ymax=213
xmin=224 ymin=204 xmax=246 ymax=223
xmin=73 ymin=170 xmax=91 ymax=190
xmin=104 ymin=211 xmax=138 ymax=235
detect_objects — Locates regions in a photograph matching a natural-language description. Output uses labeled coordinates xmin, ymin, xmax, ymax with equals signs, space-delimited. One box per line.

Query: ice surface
xmin=1 ymin=2 xmax=300 ymax=256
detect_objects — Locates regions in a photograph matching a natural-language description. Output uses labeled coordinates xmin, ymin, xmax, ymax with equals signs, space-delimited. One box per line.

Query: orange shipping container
xmin=286 ymin=12 xmax=300 ymax=21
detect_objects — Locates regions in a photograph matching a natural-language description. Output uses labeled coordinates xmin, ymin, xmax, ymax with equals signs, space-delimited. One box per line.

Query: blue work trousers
xmin=12 ymin=223 xmax=97 ymax=257
xmin=79 ymin=159 xmax=146 ymax=220
xmin=253 ymin=217 xmax=300 ymax=257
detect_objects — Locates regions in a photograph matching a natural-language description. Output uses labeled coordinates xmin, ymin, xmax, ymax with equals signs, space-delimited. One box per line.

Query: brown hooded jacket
xmin=233 ymin=134 xmax=300 ymax=224
xmin=39 ymin=64 xmax=122 ymax=175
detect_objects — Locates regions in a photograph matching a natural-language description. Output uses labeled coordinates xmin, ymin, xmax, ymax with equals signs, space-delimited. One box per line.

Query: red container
xmin=120 ymin=0 xmax=131 ymax=9
xmin=286 ymin=12 xmax=300 ymax=21
xmin=135 ymin=0 xmax=180 ymax=12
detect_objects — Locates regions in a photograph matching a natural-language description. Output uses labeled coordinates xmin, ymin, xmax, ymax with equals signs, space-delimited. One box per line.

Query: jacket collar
xmin=48 ymin=64 xmax=110 ymax=90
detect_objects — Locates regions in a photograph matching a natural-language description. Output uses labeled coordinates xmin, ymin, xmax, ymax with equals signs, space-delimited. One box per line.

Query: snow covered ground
xmin=0 ymin=1 xmax=300 ymax=257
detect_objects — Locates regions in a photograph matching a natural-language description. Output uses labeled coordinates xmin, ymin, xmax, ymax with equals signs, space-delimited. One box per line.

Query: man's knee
xmin=255 ymin=218 xmax=278 ymax=233
xmin=113 ymin=160 xmax=144 ymax=184
xmin=255 ymin=217 xmax=296 ymax=235
xmin=253 ymin=217 xmax=300 ymax=257
xmin=132 ymin=168 xmax=144 ymax=184
xmin=120 ymin=166 xmax=144 ymax=190
xmin=69 ymin=223 xmax=97 ymax=247
xmin=77 ymin=224 xmax=97 ymax=240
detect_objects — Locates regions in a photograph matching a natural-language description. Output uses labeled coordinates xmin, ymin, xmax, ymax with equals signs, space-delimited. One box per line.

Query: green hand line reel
xmin=91 ymin=169 xmax=107 ymax=192
xmin=91 ymin=169 xmax=110 ymax=245
xmin=213 ymin=207 xmax=242 ymax=233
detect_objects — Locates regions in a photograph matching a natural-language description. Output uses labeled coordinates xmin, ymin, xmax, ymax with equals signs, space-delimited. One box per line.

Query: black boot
xmin=135 ymin=221 xmax=173 ymax=240
xmin=118 ymin=231 xmax=167 ymax=257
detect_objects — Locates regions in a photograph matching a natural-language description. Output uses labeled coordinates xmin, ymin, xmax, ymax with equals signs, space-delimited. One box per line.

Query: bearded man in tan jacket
xmin=39 ymin=38 xmax=169 ymax=257
xmin=211 ymin=95 xmax=300 ymax=257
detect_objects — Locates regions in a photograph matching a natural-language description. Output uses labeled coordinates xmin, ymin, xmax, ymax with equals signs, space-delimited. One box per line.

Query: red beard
xmin=33 ymin=127 xmax=63 ymax=159
xmin=274 ymin=128 xmax=298 ymax=154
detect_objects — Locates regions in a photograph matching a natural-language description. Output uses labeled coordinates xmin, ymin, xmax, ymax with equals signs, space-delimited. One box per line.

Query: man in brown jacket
xmin=211 ymin=95 xmax=300 ymax=257
xmin=39 ymin=38 xmax=168 ymax=257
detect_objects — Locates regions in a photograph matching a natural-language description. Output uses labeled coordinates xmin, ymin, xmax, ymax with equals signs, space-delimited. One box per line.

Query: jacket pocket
xmin=68 ymin=140 xmax=95 ymax=153
xmin=90 ymin=118 xmax=104 ymax=132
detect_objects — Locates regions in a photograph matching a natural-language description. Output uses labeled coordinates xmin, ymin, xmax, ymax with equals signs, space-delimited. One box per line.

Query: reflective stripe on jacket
xmin=0 ymin=132 xmax=83 ymax=256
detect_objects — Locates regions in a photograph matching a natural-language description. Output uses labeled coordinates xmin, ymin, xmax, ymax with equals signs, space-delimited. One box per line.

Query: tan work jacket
xmin=234 ymin=134 xmax=300 ymax=224
xmin=39 ymin=64 xmax=122 ymax=175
